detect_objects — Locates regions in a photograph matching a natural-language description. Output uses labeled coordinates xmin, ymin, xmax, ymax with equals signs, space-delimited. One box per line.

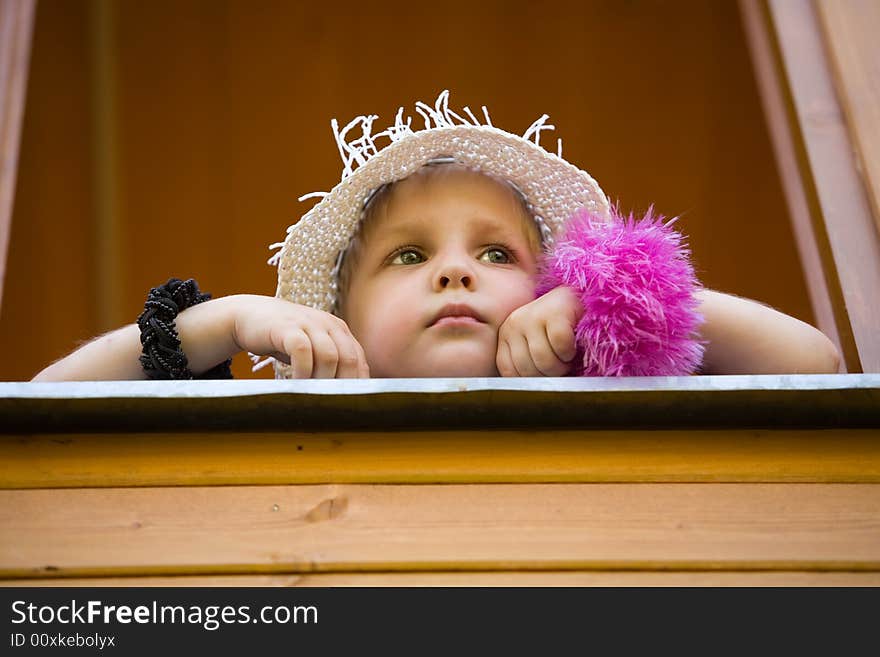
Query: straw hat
xmin=267 ymin=90 xmax=611 ymax=378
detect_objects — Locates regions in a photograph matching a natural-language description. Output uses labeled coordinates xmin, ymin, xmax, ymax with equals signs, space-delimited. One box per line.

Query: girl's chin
xmin=379 ymin=363 xmax=499 ymax=378
xmin=420 ymin=363 xmax=499 ymax=378
xmin=371 ymin=346 xmax=500 ymax=378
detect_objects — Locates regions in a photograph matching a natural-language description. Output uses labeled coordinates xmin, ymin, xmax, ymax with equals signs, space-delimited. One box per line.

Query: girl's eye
xmin=480 ymin=248 xmax=511 ymax=264
xmin=391 ymin=249 xmax=425 ymax=265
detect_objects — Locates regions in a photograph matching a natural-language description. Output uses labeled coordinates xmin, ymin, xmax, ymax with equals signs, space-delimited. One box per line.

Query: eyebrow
xmin=376 ymin=211 xmax=532 ymax=242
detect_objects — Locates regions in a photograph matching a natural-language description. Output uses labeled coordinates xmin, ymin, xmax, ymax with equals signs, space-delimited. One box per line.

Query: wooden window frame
xmin=740 ymin=0 xmax=880 ymax=373
xmin=0 ymin=0 xmax=36 ymax=312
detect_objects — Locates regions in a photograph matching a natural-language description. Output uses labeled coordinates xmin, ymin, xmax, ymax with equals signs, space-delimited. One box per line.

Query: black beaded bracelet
xmin=137 ymin=278 xmax=233 ymax=380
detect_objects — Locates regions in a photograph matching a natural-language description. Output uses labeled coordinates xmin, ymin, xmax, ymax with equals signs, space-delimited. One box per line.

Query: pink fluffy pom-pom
xmin=536 ymin=206 xmax=706 ymax=377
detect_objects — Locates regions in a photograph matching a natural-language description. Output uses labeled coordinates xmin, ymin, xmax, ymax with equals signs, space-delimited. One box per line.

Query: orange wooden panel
xmin=2 ymin=483 xmax=878 ymax=578
xmin=0 ymin=0 xmax=95 ymax=380
xmin=3 ymin=429 xmax=880 ymax=488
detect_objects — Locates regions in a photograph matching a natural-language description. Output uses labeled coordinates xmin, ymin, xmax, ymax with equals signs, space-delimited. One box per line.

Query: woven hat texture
xmin=269 ymin=90 xmax=610 ymax=378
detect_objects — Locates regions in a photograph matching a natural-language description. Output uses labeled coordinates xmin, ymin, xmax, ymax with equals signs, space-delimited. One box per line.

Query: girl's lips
xmin=431 ymin=316 xmax=484 ymax=328
xmin=428 ymin=303 xmax=486 ymax=327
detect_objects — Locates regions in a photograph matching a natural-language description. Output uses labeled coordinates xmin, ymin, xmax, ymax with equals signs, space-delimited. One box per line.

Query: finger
xmin=526 ymin=327 xmax=570 ymax=376
xmin=329 ymin=328 xmax=364 ymax=379
xmin=282 ymin=329 xmax=314 ymax=379
xmin=506 ymin=333 xmax=541 ymax=377
xmin=354 ymin=338 xmax=370 ymax=378
xmin=495 ymin=339 xmax=518 ymax=377
xmin=328 ymin=317 xmax=370 ymax=378
xmin=305 ymin=328 xmax=339 ymax=378
xmin=546 ymin=316 xmax=577 ymax=363
xmin=355 ymin=344 xmax=370 ymax=378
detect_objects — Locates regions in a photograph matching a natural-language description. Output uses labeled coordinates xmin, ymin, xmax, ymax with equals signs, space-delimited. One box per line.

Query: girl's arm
xmin=32 ymin=296 xmax=244 ymax=381
xmin=31 ymin=295 xmax=369 ymax=381
xmin=695 ymin=289 xmax=841 ymax=374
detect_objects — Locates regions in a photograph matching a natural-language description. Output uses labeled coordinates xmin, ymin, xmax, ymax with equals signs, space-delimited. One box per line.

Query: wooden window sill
xmin=1 ymin=374 xmax=878 ymax=432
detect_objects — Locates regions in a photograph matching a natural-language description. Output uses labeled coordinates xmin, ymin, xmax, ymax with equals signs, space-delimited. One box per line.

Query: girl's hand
xmin=230 ymin=295 xmax=370 ymax=378
xmin=495 ymin=286 xmax=583 ymax=377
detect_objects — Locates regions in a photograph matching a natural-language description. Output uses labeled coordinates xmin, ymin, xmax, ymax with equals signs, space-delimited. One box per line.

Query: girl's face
xmin=341 ymin=167 xmax=540 ymax=377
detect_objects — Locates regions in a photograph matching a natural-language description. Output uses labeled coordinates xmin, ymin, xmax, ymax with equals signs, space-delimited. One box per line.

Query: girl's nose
xmin=433 ymin=255 xmax=475 ymax=291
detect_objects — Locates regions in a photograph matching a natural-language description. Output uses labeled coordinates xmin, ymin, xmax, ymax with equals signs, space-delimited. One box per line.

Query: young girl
xmin=32 ymin=92 xmax=840 ymax=381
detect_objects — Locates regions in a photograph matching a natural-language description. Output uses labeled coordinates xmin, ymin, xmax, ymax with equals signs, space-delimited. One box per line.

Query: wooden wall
xmin=3 ymin=377 xmax=880 ymax=585
xmin=0 ymin=0 xmax=810 ymax=380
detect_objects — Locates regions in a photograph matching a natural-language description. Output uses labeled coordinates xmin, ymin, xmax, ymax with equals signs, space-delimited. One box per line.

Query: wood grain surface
xmin=2 ymin=483 xmax=878 ymax=578
xmin=3 ymin=429 xmax=879 ymax=488
xmin=816 ymin=0 xmax=880 ymax=231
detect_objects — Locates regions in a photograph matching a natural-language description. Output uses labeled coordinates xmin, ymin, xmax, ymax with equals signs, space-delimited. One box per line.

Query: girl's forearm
xmin=31 ymin=296 xmax=242 ymax=381
xmin=695 ymin=289 xmax=841 ymax=374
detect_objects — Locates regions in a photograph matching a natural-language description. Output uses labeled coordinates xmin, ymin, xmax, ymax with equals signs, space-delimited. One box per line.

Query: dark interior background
xmin=0 ymin=0 xmax=809 ymax=380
